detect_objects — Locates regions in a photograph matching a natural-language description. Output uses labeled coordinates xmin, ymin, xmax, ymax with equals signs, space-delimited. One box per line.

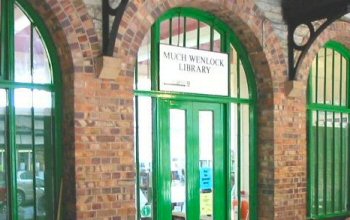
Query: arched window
xmin=135 ymin=8 xmax=257 ymax=220
xmin=308 ymin=41 xmax=350 ymax=219
xmin=0 ymin=1 xmax=62 ymax=219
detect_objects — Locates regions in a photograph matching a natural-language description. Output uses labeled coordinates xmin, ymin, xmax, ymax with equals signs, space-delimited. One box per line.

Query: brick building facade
xmin=2 ymin=0 xmax=350 ymax=220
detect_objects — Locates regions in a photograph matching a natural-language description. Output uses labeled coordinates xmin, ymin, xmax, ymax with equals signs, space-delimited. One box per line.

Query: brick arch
xmin=28 ymin=0 xmax=101 ymax=75
xmin=116 ymin=1 xmax=287 ymax=219
xmin=297 ymin=21 xmax=350 ymax=83
xmin=115 ymin=0 xmax=287 ymax=84
xmin=25 ymin=0 xmax=101 ymax=219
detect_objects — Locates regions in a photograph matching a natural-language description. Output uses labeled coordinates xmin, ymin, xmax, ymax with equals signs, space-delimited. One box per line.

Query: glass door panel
xmin=158 ymin=101 xmax=188 ymax=220
xmin=199 ymin=111 xmax=213 ymax=219
xmin=170 ymin=109 xmax=186 ymax=217
xmin=195 ymin=103 xmax=226 ymax=220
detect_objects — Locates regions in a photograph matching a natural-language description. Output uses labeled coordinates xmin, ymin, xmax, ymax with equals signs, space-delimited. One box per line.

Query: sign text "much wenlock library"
xmin=159 ymin=44 xmax=228 ymax=96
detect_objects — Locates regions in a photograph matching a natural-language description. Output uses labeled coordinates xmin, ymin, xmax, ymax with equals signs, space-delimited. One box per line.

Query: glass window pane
xmin=33 ymin=29 xmax=51 ymax=84
xmin=33 ymin=90 xmax=52 ymax=109
xmin=231 ymin=104 xmax=250 ymax=219
xmin=185 ymin=18 xmax=198 ymax=49
xmin=169 ymin=109 xmax=186 ymax=218
xmin=325 ymin=49 xmax=333 ymax=104
xmin=230 ymin=45 xmax=249 ymax=99
xmin=160 ymin=20 xmax=170 ymax=45
xmin=199 ymin=22 xmax=210 ymax=51
xmin=230 ymin=46 xmax=238 ymax=98
xmin=317 ymin=49 xmax=325 ymax=104
xmin=15 ymin=88 xmax=34 ymax=220
xmin=311 ymin=58 xmax=317 ymax=103
xmin=230 ymin=104 xmax=238 ymax=219
xmin=333 ymin=52 xmax=341 ymax=105
xmin=341 ymin=57 xmax=347 ymax=106
xmin=213 ymin=30 xmax=221 ymax=52
xmin=137 ymin=97 xmax=153 ymax=219
xmin=15 ymin=6 xmax=32 ymax=83
xmin=14 ymin=89 xmax=53 ymax=219
xmin=199 ymin=111 xmax=213 ymax=219
xmin=171 ymin=17 xmax=184 ymax=47
xmin=240 ymin=105 xmax=250 ymax=220
xmin=34 ymin=90 xmax=53 ymax=218
xmin=136 ymin=30 xmax=151 ymax=91
xmin=239 ymin=61 xmax=249 ymax=99
xmin=0 ymin=89 xmax=8 ymax=220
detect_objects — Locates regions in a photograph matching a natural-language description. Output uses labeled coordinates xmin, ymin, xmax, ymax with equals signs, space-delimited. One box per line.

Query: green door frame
xmin=157 ymin=99 xmax=226 ymax=220
xmin=135 ymin=7 xmax=258 ymax=220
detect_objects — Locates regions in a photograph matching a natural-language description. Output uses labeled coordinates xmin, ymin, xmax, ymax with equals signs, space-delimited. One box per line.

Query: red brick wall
xmin=114 ymin=1 xmax=288 ymax=220
xmin=28 ymin=0 xmax=137 ymax=218
xmin=26 ymin=0 xmax=350 ymax=219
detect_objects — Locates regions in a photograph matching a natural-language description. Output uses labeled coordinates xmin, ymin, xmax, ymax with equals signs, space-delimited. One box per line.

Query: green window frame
xmin=308 ymin=41 xmax=350 ymax=219
xmin=134 ymin=7 xmax=258 ymax=220
xmin=0 ymin=0 xmax=62 ymax=219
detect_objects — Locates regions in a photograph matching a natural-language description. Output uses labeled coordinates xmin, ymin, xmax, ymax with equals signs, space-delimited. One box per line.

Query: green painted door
xmin=156 ymin=99 xmax=227 ymax=220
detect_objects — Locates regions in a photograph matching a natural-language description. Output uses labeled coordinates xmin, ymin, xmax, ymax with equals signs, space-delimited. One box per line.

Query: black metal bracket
xmin=102 ymin=0 xmax=129 ymax=56
xmin=282 ymin=0 xmax=350 ymax=80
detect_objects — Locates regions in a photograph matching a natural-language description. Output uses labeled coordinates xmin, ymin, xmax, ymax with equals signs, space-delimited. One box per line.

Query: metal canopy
xmin=282 ymin=0 xmax=350 ymax=80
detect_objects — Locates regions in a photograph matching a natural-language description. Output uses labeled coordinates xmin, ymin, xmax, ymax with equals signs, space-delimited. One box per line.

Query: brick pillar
xmin=273 ymin=91 xmax=308 ymax=220
xmin=74 ymin=73 xmax=136 ymax=219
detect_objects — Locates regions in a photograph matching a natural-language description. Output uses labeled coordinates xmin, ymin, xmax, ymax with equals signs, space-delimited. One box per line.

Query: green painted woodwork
xmin=135 ymin=7 xmax=257 ymax=220
xmin=0 ymin=1 xmax=63 ymax=219
xmin=308 ymin=41 xmax=350 ymax=219
xmin=157 ymin=100 xmax=226 ymax=220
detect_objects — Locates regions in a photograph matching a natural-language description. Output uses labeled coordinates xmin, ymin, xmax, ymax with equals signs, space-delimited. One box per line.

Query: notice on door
xmin=200 ymin=168 xmax=213 ymax=190
xmin=200 ymin=192 xmax=213 ymax=216
xmin=159 ymin=44 xmax=228 ymax=96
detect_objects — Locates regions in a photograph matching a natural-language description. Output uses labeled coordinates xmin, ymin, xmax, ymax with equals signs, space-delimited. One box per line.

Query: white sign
xmin=159 ymin=44 xmax=228 ymax=96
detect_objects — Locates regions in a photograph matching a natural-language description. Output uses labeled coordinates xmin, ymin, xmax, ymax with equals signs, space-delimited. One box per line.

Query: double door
xmin=156 ymin=100 xmax=227 ymax=220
